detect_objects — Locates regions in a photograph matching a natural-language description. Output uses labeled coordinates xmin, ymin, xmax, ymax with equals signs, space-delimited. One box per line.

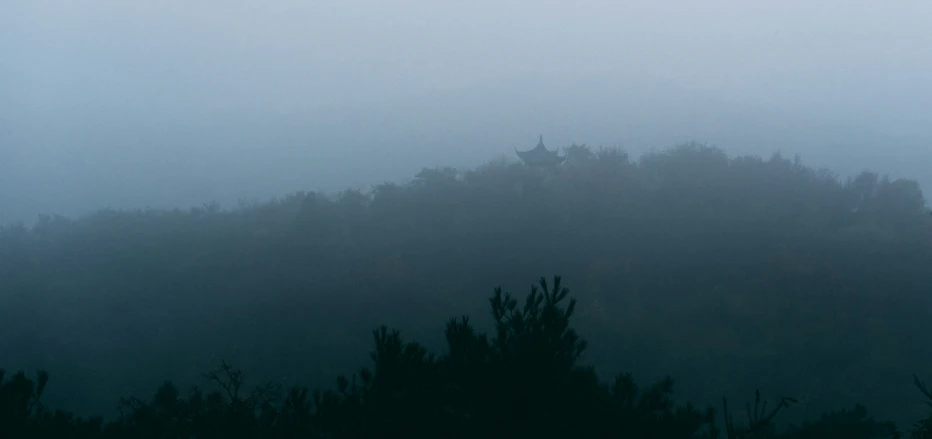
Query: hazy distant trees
xmin=1 ymin=141 xmax=930 ymax=427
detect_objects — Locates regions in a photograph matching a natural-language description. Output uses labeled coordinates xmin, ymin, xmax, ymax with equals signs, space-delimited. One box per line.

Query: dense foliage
xmin=2 ymin=276 xmax=930 ymax=438
xmin=2 ymin=142 xmax=931 ymax=428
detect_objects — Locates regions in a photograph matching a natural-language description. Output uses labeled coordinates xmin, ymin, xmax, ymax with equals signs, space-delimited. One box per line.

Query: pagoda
xmin=515 ymin=135 xmax=565 ymax=167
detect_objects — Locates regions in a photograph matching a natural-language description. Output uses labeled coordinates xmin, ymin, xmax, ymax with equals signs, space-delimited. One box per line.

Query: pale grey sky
xmin=6 ymin=1 xmax=931 ymax=107
xmin=2 ymin=0 xmax=931 ymax=222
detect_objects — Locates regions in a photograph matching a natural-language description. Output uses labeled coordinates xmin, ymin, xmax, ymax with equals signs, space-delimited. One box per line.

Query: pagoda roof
xmin=515 ymin=135 xmax=565 ymax=166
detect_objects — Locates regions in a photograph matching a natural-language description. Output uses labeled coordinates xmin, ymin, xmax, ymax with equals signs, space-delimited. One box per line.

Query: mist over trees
xmin=2 ymin=142 xmax=932 ymax=437
xmin=4 ymin=74 xmax=931 ymax=227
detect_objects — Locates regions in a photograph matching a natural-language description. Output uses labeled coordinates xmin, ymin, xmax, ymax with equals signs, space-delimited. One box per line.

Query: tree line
xmin=1 ymin=142 xmax=931 ymax=428
xmin=3 ymin=276 xmax=931 ymax=438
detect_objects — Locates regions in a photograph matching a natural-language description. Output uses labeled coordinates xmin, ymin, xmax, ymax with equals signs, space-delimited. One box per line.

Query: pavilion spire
xmin=516 ymin=134 xmax=565 ymax=167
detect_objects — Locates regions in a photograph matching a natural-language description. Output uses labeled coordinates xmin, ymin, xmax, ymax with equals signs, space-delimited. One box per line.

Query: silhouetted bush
xmin=3 ymin=276 xmax=932 ymax=438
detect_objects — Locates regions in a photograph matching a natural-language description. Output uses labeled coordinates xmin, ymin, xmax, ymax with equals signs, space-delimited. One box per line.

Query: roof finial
xmin=538 ymin=134 xmax=544 ymax=147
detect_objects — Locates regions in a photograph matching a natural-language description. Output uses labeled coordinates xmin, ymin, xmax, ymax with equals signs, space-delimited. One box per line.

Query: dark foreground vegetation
xmin=3 ymin=276 xmax=932 ymax=438
xmin=2 ymin=142 xmax=932 ymax=435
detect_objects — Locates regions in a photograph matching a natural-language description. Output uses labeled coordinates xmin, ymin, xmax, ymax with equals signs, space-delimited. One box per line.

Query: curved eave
xmin=516 ymin=150 xmax=566 ymax=166
xmin=515 ymin=147 xmax=564 ymax=158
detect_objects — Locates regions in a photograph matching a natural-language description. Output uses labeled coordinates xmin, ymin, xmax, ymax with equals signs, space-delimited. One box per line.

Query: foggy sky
xmin=3 ymin=0 xmax=931 ymax=223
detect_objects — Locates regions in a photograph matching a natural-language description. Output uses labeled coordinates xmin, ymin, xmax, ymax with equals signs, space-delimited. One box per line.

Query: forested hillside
xmin=2 ymin=142 xmax=931 ymax=429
